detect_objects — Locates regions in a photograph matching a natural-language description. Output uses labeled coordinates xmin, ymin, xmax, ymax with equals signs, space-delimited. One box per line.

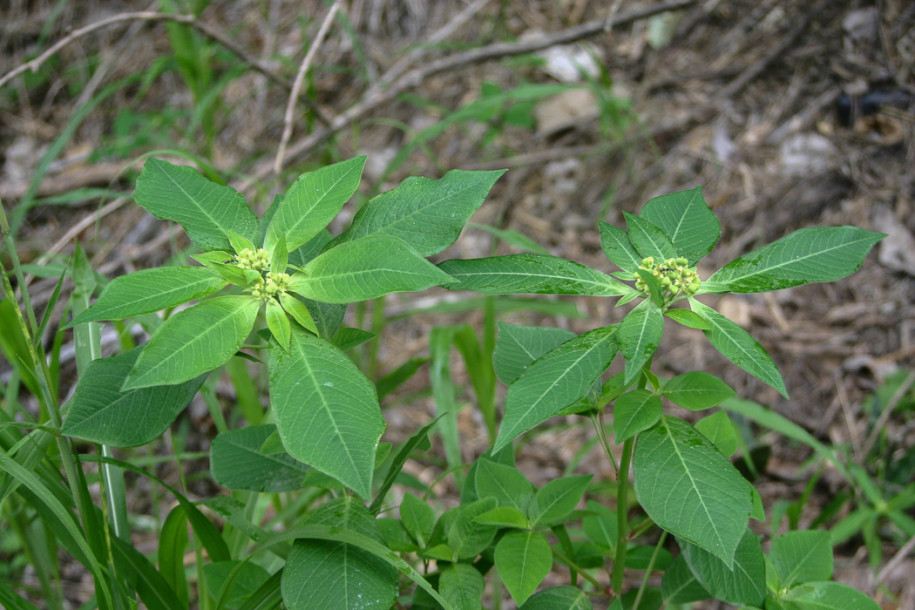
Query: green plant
xmin=0 ymin=157 xmax=890 ymax=609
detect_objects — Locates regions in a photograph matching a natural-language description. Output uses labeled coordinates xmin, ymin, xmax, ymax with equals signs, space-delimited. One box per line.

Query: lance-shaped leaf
xmin=618 ymin=299 xmax=664 ymax=384
xmin=689 ymin=299 xmax=787 ymax=397
xmin=439 ymin=254 xmax=630 ymax=297
xmin=493 ymin=322 xmax=576 ymax=385
xmin=334 ymin=168 xmax=506 ymax=256
xmin=624 ymin=212 xmax=677 ymax=261
xmin=640 ymin=187 xmax=720 ymax=264
xmin=124 ymin=295 xmax=260 ymax=389
xmin=134 ymin=158 xmax=257 ymax=252
xmin=662 ymin=372 xmax=735 ymax=411
xmin=633 ymin=416 xmax=752 ymax=566
xmin=288 ymin=236 xmax=452 ymax=303
xmin=613 ymin=389 xmax=662 ymax=443
xmin=494 ymin=326 xmax=617 ymax=453
xmin=62 ymin=348 xmax=206 ymax=447
xmin=598 ymin=222 xmax=642 ymax=272
xmin=269 ymin=328 xmax=384 ymax=499
xmin=66 ymin=267 xmax=226 ymax=327
xmin=706 ymin=226 xmax=884 ymax=293
xmin=264 ymin=156 xmax=366 ymax=253
xmin=679 ymin=528 xmax=765 ymax=606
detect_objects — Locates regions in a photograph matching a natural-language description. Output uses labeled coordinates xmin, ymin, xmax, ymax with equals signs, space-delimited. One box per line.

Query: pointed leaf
xmin=495 ymin=530 xmax=552 ymax=606
xmin=598 ymin=222 xmax=642 ymax=271
xmin=289 ymin=236 xmax=452 ymax=303
xmin=475 ymin=458 xmax=535 ymax=512
xmin=493 ymin=322 xmax=576 ymax=385
xmin=633 ymin=416 xmax=752 ymax=565
xmin=335 ymin=168 xmax=506 ymax=256
xmin=689 ymin=299 xmax=787 ymax=397
xmin=265 ymin=156 xmax=366 ymax=252
xmin=400 ymin=493 xmax=436 ymax=547
xmin=439 ymin=254 xmax=630 ymax=296
xmin=266 ymin=299 xmax=290 ymax=349
xmin=661 ymin=555 xmax=710 ymax=604
xmin=662 ymin=372 xmax=735 ymax=410
xmin=67 ymin=267 xmax=226 ymax=326
xmin=707 ymin=226 xmax=884 ymax=293
xmin=665 ymin=308 xmax=711 ymax=330
xmin=62 ymin=348 xmax=205 ymax=446
xmin=474 ymin=506 xmax=531 ymax=528
xmin=279 ymin=292 xmax=318 ymax=334
xmin=210 ymin=425 xmax=309 ymax=492
xmin=680 ymin=528 xmax=765 ymax=606
xmin=520 ymin=586 xmax=593 ymax=610
xmin=282 ymin=498 xmax=397 ymax=610
xmin=624 ymin=212 xmax=677 ymax=261
xmin=582 ymin=500 xmax=618 ymax=551
xmin=618 ymin=299 xmax=664 ymax=384
xmin=269 ymin=328 xmax=384 ymax=499
xmin=613 ymin=389 xmax=662 ymax=443
xmin=494 ymin=326 xmax=618 ymax=453
xmin=640 ymin=187 xmax=720 ymax=264
xmin=440 ymin=564 xmax=485 ymax=610
xmin=134 ymin=158 xmax=257 ymax=251
xmin=531 ymin=474 xmax=592 ymax=526
xmin=444 ymin=497 xmax=499 ymax=560
xmin=769 ymin=530 xmax=832 ymax=587
xmin=695 ymin=411 xmax=738 ymax=457
xmin=124 ymin=295 xmax=260 ymax=389
xmin=783 ymin=581 xmax=881 ymax=609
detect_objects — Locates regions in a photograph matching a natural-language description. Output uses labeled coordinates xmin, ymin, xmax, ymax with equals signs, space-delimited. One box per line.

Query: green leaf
xmin=474 ymin=458 xmax=535 ymax=512
xmin=493 ymin=322 xmax=576 ymax=385
xmin=474 ymin=506 xmax=531 ymax=528
xmin=769 ymin=530 xmax=832 ymax=587
xmin=288 ymin=235 xmax=452 ymax=303
xmin=598 ymin=222 xmax=643 ymax=271
xmin=400 ymin=493 xmax=436 ymax=547
xmin=269 ymin=328 xmax=384 ymax=499
xmin=695 ymin=411 xmax=738 ymax=457
xmin=134 ymin=158 xmax=257 ymax=251
xmin=624 ymin=212 xmax=677 ymax=261
xmin=204 ymin=560 xmax=271 ymax=609
xmin=210 ymin=425 xmax=309 ymax=492
xmin=633 ymin=416 xmax=752 ymax=565
xmin=66 ymin=266 xmax=226 ymax=326
xmin=124 ymin=295 xmax=260 ymax=389
xmin=640 ymin=187 xmax=720 ymax=264
xmin=282 ymin=498 xmax=397 ymax=610
xmin=582 ymin=500 xmax=618 ymax=552
xmin=664 ymin=308 xmax=712 ymax=330
xmin=706 ymin=227 xmax=884 ymax=293
xmin=266 ymin=299 xmax=290 ymax=350
xmin=783 ymin=581 xmax=881 ymax=609
xmin=229 ymin=229 xmax=256 ymax=255
xmin=439 ymin=254 xmax=630 ymax=297
xmin=279 ymin=292 xmax=318 ymax=334
xmin=444 ymin=497 xmax=499 ymax=560
xmin=689 ymin=299 xmax=788 ymax=397
xmin=520 ymin=586 xmax=593 ymax=609
xmin=613 ymin=389 xmax=663 ymax=443
xmin=661 ymin=555 xmax=710 ymax=604
xmin=680 ymin=528 xmax=765 ymax=606
xmin=440 ymin=564 xmax=485 ymax=610
xmin=618 ymin=299 xmax=664 ymax=384
xmin=62 ymin=348 xmax=205 ymax=446
xmin=531 ymin=475 xmax=592 ymax=526
xmin=265 ymin=156 xmax=366 ymax=252
xmin=335 ymin=168 xmax=505 ymax=256
xmin=495 ymin=530 xmax=552 ymax=606
xmin=662 ymin=371 xmax=736 ymax=410
xmin=494 ymin=326 xmax=618 ymax=453
xmin=159 ymin=506 xmax=189 ymax=608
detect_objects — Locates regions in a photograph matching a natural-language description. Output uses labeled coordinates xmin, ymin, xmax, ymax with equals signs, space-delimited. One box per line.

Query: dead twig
xmin=274 ymin=0 xmax=343 ymax=175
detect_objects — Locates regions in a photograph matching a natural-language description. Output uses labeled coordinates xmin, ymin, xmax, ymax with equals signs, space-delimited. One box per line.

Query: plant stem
xmin=612 ymin=437 xmax=634 ymax=595
xmin=632 ymin=530 xmax=667 ymax=610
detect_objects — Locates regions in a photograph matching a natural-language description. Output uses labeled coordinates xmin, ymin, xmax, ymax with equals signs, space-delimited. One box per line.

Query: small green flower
xmin=235 ymin=248 xmax=271 ymax=272
xmin=635 ymin=256 xmax=700 ymax=303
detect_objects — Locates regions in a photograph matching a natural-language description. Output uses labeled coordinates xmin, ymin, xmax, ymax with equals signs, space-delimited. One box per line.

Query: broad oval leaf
xmin=661 ymin=554 xmax=710 ymax=604
xmin=613 ymin=389 xmax=662 ymax=443
xmin=439 ymin=254 xmax=630 ymax=297
xmin=624 ymin=212 xmax=677 ymax=261
xmin=662 ymin=372 xmax=735 ymax=410
xmin=474 ymin=458 xmax=535 ymax=512
xmin=62 ymin=348 xmax=205 ymax=447
xmin=598 ymin=222 xmax=642 ymax=272
xmin=707 ymin=226 xmax=884 ymax=293
xmin=783 ymin=581 xmax=881 ymax=609
xmin=495 ymin=530 xmax=552 ymax=606
xmin=494 ymin=326 xmax=618 ymax=453
xmin=493 ymin=322 xmax=576 ymax=385
xmin=520 ymin=586 xmax=593 ymax=610
xmin=440 ymin=564 xmax=485 ymax=610
xmin=289 ymin=235 xmax=452 ymax=303
xmin=400 ymin=493 xmax=436 ymax=548
xmin=680 ymin=528 xmax=766 ymax=607
xmin=123 ymin=295 xmax=260 ymax=389
xmin=269 ymin=328 xmax=384 ymax=499
xmin=282 ymin=498 xmax=397 ymax=610
xmin=769 ymin=530 xmax=833 ymax=587
xmin=640 ymin=187 xmax=720 ymax=264
xmin=210 ymin=425 xmax=309 ymax=492
xmin=134 ymin=158 xmax=257 ymax=251
xmin=695 ymin=411 xmax=738 ymax=457
xmin=334 ymin=168 xmax=506 ymax=256
xmin=689 ymin=299 xmax=787 ymax=397
xmin=531 ymin=474 xmax=592 ymax=526
xmin=264 ymin=156 xmax=366 ymax=252
xmin=618 ymin=299 xmax=664 ymax=384
xmin=67 ymin=266 xmax=226 ymax=327
xmin=633 ymin=416 xmax=752 ymax=565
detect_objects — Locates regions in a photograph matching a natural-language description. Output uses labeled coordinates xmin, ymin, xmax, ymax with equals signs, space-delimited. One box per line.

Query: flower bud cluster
xmin=635 ymin=256 xmax=700 ymax=299
xmin=251 ymin=271 xmax=291 ymax=300
xmin=235 ymin=248 xmax=270 ymax=272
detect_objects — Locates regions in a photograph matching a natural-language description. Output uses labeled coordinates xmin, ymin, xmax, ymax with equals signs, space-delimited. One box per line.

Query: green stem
xmin=612 ymin=437 xmax=634 ymax=595
xmin=631 ymin=530 xmax=667 ymax=610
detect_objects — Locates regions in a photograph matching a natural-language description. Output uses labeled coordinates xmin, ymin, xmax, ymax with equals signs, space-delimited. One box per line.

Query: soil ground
xmin=2 ymin=0 xmax=914 ymax=608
